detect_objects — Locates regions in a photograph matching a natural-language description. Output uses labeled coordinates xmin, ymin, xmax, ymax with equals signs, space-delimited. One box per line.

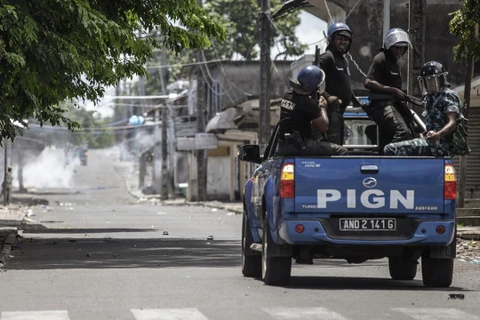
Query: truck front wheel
xmin=242 ymin=214 xmax=261 ymax=277
xmin=421 ymin=255 xmax=454 ymax=287
xmin=262 ymin=218 xmax=291 ymax=286
xmin=388 ymin=257 xmax=417 ymax=280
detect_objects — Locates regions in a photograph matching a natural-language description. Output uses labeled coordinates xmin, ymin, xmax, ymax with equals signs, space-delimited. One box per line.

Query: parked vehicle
xmin=239 ymin=106 xmax=456 ymax=288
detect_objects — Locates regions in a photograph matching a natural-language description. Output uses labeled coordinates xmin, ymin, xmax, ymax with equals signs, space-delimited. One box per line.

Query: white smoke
xmin=19 ymin=146 xmax=80 ymax=189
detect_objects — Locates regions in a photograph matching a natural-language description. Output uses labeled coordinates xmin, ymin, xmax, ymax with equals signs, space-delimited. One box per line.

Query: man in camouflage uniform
xmin=384 ymin=61 xmax=460 ymax=156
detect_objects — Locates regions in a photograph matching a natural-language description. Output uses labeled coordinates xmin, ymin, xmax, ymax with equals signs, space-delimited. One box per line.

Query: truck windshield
xmin=344 ymin=118 xmax=378 ymax=147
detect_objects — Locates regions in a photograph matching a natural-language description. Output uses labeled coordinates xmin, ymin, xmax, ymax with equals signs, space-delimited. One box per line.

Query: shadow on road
xmin=6 ymin=231 xmax=241 ymax=270
xmin=22 ymin=225 xmax=157 ymax=234
xmin=267 ymin=274 xmax=469 ymax=292
xmin=283 ymin=275 xmax=469 ymax=292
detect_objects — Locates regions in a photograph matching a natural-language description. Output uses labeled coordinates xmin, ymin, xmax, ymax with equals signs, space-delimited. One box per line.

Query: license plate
xmin=339 ymin=218 xmax=396 ymax=231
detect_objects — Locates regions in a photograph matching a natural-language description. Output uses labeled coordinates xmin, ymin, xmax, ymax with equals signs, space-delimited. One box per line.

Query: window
xmin=207 ymin=80 xmax=221 ymax=116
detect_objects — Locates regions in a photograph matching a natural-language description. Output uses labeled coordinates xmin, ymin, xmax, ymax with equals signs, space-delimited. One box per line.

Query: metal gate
xmin=453 ymin=107 xmax=480 ymax=198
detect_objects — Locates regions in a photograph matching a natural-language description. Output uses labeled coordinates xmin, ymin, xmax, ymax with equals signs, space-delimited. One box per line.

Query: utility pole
xmin=457 ymin=23 xmax=478 ymax=208
xmin=3 ymin=140 xmax=7 ymax=206
xmin=161 ymin=107 xmax=169 ymax=200
xmin=382 ymin=0 xmax=390 ymax=39
xmin=153 ymin=108 xmax=162 ymax=194
xmin=259 ymin=0 xmax=271 ymax=152
xmin=407 ymin=0 xmax=426 ymax=99
xmin=196 ymin=0 xmax=208 ymax=201
xmin=159 ymin=47 xmax=170 ymax=200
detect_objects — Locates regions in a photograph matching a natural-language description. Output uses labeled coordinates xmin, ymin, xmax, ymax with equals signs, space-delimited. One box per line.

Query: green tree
xmin=449 ymin=0 xmax=480 ymax=61
xmin=449 ymin=0 xmax=479 ymax=208
xmin=62 ymin=101 xmax=115 ymax=148
xmin=203 ymin=0 xmax=307 ymax=60
xmin=134 ymin=0 xmax=307 ymax=94
xmin=0 ymin=0 xmax=225 ymax=141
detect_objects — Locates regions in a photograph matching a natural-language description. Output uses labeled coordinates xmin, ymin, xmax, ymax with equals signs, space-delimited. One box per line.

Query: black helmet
xmin=327 ymin=22 xmax=352 ymax=52
xmin=420 ymin=61 xmax=446 ymax=76
xmin=417 ymin=61 xmax=449 ymax=95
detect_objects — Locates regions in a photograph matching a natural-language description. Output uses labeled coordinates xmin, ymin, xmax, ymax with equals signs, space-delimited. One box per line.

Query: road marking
xmin=262 ymin=307 xmax=350 ymax=320
xmin=131 ymin=308 xmax=208 ymax=320
xmin=1 ymin=311 xmax=69 ymax=320
xmin=392 ymin=308 xmax=480 ymax=320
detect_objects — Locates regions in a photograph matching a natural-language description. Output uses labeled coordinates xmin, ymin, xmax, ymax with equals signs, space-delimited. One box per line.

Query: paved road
xmin=1 ymin=149 xmax=480 ymax=320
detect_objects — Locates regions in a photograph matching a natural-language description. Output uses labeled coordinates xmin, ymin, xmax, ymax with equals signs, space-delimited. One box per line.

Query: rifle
xmin=405 ymin=94 xmax=425 ymax=107
xmin=313 ymin=45 xmax=320 ymax=66
xmin=369 ymin=91 xmax=424 ymax=107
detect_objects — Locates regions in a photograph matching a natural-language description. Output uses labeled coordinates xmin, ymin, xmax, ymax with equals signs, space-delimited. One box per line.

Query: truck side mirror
xmin=238 ymin=145 xmax=261 ymax=164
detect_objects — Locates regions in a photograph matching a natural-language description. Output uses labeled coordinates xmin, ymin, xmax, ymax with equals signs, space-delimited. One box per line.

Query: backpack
xmin=449 ymin=113 xmax=471 ymax=156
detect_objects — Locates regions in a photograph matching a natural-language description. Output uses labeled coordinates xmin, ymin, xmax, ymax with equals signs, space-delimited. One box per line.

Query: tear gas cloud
xmin=19 ymin=146 xmax=80 ymax=189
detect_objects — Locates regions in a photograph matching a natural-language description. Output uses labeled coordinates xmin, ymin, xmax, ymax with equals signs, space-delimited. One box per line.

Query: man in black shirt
xmin=364 ymin=28 xmax=414 ymax=153
xmin=316 ymin=22 xmax=361 ymax=145
xmin=278 ymin=65 xmax=348 ymax=156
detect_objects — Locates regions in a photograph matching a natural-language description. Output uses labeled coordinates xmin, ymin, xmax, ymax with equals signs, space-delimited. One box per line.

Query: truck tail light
xmin=280 ymin=163 xmax=294 ymax=198
xmin=444 ymin=164 xmax=456 ymax=200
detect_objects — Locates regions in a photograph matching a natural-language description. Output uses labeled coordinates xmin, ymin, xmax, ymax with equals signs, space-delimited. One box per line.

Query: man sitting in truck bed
xmin=384 ymin=61 xmax=460 ymax=156
xmin=278 ymin=65 xmax=348 ymax=157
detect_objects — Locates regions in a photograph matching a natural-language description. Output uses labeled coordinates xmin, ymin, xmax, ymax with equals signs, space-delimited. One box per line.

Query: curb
xmin=197 ymin=202 xmax=243 ymax=215
xmin=458 ymin=232 xmax=480 ymax=241
xmin=159 ymin=199 xmax=244 ymax=215
xmin=119 ymin=166 xmax=244 ymax=215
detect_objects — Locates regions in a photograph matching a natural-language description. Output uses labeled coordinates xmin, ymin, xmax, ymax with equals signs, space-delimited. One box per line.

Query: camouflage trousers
xmin=384 ymin=138 xmax=450 ymax=156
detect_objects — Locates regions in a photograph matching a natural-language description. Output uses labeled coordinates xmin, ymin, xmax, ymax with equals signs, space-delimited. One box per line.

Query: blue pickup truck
xmin=238 ymin=106 xmax=457 ymax=287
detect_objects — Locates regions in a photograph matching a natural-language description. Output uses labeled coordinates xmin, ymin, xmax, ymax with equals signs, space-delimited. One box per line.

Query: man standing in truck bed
xmin=364 ymin=28 xmax=414 ymax=153
xmin=315 ymin=22 xmax=361 ymax=145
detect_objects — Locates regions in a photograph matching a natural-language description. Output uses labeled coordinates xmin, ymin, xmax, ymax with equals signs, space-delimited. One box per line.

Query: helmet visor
xmin=336 ymin=30 xmax=352 ymax=39
xmin=317 ymin=69 xmax=326 ymax=95
xmin=418 ymin=75 xmax=442 ymax=95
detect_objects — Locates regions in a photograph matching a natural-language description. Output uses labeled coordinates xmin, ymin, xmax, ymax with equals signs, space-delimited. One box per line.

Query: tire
xmin=388 ymin=257 xmax=418 ymax=280
xmin=262 ymin=217 xmax=291 ymax=286
xmin=421 ymin=255 xmax=454 ymax=288
xmin=242 ymin=214 xmax=261 ymax=277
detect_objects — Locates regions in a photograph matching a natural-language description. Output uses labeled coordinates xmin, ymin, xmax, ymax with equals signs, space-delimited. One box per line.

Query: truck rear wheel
xmin=388 ymin=257 xmax=417 ymax=280
xmin=242 ymin=213 xmax=261 ymax=277
xmin=262 ymin=218 xmax=291 ymax=286
xmin=421 ymin=255 xmax=453 ymax=287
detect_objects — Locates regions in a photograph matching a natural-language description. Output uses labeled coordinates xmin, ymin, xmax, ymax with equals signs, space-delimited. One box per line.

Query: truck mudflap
xmin=278 ymin=219 xmax=455 ymax=246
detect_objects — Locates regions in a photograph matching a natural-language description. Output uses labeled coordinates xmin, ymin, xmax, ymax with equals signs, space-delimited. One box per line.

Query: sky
xmin=294 ymin=11 xmax=329 ymax=55
xmin=84 ymin=10 xmax=328 ymax=119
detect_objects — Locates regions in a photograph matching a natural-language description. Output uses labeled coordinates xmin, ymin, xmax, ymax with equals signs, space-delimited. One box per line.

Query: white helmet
xmin=384 ymin=28 xmax=411 ymax=50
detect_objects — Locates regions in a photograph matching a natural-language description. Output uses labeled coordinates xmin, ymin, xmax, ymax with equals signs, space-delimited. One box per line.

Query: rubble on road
xmin=456 ymin=238 xmax=480 ymax=263
xmin=133 ymin=197 xmax=244 ymax=214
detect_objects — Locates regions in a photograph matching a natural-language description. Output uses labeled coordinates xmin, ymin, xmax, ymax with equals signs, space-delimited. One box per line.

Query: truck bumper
xmin=279 ymin=219 xmax=455 ymax=246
